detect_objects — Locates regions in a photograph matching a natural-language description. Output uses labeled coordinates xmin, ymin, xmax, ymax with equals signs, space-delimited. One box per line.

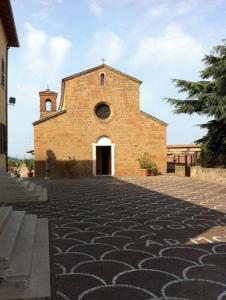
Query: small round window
xmin=95 ymin=103 xmax=111 ymax=119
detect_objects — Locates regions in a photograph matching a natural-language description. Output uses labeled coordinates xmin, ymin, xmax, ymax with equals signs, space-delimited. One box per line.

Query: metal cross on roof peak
xmin=101 ymin=58 xmax=106 ymax=64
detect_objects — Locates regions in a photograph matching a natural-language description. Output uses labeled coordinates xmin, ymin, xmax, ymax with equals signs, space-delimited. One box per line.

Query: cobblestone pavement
xmin=11 ymin=175 xmax=226 ymax=300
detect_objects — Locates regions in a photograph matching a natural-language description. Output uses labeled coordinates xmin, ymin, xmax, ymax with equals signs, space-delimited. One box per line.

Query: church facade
xmin=33 ymin=64 xmax=167 ymax=177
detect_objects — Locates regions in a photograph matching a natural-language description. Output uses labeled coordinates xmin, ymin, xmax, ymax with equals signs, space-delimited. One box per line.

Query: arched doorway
xmin=92 ymin=136 xmax=115 ymax=176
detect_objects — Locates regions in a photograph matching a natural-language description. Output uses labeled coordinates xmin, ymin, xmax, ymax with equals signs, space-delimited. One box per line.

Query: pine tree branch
xmin=166 ymin=98 xmax=204 ymax=114
xmin=165 ymin=39 xmax=226 ymax=166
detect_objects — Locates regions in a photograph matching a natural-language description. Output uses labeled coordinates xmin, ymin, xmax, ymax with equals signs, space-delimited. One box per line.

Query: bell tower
xmin=39 ymin=89 xmax=57 ymax=119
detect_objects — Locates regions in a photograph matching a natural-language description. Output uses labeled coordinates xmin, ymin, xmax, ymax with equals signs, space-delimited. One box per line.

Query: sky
xmin=8 ymin=0 xmax=226 ymax=158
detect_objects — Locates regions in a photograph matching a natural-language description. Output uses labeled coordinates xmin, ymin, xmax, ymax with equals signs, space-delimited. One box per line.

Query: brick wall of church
xmin=34 ymin=67 xmax=167 ymax=177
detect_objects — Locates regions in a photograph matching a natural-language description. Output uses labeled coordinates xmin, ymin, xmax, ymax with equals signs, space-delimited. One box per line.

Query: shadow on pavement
xmin=11 ymin=176 xmax=226 ymax=300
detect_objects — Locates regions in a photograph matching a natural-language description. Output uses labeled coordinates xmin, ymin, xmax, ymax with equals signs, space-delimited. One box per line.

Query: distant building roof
xmin=0 ymin=0 xmax=19 ymax=47
xmin=167 ymin=144 xmax=201 ymax=149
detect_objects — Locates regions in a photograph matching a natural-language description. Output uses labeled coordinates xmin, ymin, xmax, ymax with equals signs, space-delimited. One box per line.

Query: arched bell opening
xmin=45 ymin=99 xmax=52 ymax=112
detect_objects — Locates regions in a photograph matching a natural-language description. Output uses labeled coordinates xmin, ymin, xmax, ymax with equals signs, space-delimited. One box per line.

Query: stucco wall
xmin=0 ymin=18 xmax=7 ymax=169
xmin=34 ymin=66 xmax=167 ymax=177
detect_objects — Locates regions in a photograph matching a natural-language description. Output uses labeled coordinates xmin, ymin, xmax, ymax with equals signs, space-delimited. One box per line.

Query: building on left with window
xmin=0 ymin=0 xmax=19 ymax=170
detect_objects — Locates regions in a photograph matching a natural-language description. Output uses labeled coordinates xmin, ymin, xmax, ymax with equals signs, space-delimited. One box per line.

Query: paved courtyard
xmin=11 ymin=175 xmax=226 ymax=300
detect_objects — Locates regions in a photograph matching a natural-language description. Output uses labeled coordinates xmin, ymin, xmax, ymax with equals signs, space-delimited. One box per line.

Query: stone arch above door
xmin=96 ymin=136 xmax=112 ymax=145
xmin=92 ymin=136 xmax=115 ymax=176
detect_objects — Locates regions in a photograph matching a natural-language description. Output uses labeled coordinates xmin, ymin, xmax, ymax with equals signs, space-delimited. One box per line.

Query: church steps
xmin=0 ymin=176 xmax=33 ymax=202
xmin=0 ymin=207 xmax=12 ymax=234
xmin=33 ymin=184 xmax=42 ymax=196
xmin=38 ymin=188 xmax=48 ymax=202
xmin=1 ymin=215 xmax=37 ymax=288
xmin=27 ymin=182 xmax=36 ymax=192
xmin=25 ymin=218 xmax=50 ymax=299
xmin=0 ymin=218 xmax=50 ymax=300
xmin=20 ymin=181 xmax=31 ymax=189
xmin=0 ymin=172 xmax=50 ymax=298
xmin=0 ymin=190 xmax=33 ymax=203
xmin=0 ymin=211 xmax=25 ymax=270
xmin=0 ymin=177 xmax=48 ymax=203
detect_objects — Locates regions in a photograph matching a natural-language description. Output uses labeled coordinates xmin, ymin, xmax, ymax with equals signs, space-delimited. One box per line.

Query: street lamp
xmin=9 ymin=97 xmax=16 ymax=106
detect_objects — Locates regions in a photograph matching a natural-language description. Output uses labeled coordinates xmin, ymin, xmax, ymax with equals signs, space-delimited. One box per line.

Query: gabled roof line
xmin=0 ymin=0 xmax=19 ymax=47
xmin=39 ymin=89 xmax=57 ymax=95
xmin=140 ymin=110 xmax=168 ymax=126
xmin=62 ymin=64 xmax=142 ymax=84
xmin=33 ymin=110 xmax=66 ymax=126
xmin=59 ymin=64 xmax=142 ymax=110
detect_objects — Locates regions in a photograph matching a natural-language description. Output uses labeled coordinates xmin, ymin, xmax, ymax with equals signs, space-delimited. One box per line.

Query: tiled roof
xmin=0 ymin=0 xmax=19 ymax=47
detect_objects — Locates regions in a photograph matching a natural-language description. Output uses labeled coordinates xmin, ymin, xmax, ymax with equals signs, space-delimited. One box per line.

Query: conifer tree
xmin=167 ymin=40 xmax=226 ymax=167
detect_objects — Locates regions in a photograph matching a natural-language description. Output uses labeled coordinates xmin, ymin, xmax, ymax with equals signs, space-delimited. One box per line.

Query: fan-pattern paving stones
xmin=10 ymin=175 xmax=226 ymax=300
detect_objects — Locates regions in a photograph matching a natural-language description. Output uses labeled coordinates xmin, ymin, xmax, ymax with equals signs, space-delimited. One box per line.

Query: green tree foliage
xmin=8 ymin=159 xmax=22 ymax=169
xmin=166 ymin=40 xmax=226 ymax=167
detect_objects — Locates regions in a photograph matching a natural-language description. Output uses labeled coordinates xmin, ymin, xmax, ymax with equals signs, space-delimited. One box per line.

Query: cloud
xmin=147 ymin=1 xmax=195 ymax=17
xmin=132 ymin=24 xmax=203 ymax=68
xmin=87 ymin=0 xmax=102 ymax=17
xmin=24 ymin=23 xmax=47 ymax=52
xmin=176 ymin=0 xmax=195 ymax=14
xmin=89 ymin=31 xmax=124 ymax=64
xmin=39 ymin=0 xmax=63 ymax=5
xmin=24 ymin=22 xmax=47 ymax=72
xmin=24 ymin=22 xmax=71 ymax=74
xmin=49 ymin=36 xmax=71 ymax=68
xmin=32 ymin=9 xmax=49 ymax=20
xmin=8 ymin=22 xmax=71 ymax=157
xmin=111 ymin=0 xmax=220 ymax=17
xmin=33 ymin=0 xmax=63 ymax=19
xmin=148 ymin=3 xmax=168 ymax=16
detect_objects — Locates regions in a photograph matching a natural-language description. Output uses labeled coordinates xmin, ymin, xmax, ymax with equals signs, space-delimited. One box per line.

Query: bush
xmin=8 ymin=159 xmax=16 ymax=169
xmin=8 ymin=159 xmax=22 ymax=176
xmin=137 ymin=152 xmax=157 ymax=172
xmin=24 ymin=159 xmax=34 ymax=171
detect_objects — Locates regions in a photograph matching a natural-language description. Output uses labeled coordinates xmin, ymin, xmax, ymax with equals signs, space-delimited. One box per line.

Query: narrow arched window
xmin=100 ymin=73 xmax=105 ymax=86
xmin=45 ymin=99 xmax=52 ymax=112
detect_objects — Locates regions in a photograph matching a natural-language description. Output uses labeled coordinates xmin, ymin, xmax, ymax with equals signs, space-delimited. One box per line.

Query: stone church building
xmin=33 ymin=64 xmax=167 ymax=177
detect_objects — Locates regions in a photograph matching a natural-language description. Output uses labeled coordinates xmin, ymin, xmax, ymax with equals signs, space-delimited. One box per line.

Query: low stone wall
xmin=175 ymin=165 xmax=190 ymax=177
xmin=191 ymin=166 xmax=226 ymax=185
xmin=175 ymin=166 xmax=186 ymax=177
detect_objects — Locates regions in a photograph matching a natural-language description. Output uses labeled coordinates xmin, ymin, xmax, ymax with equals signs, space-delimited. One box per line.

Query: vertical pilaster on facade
xmin=39 ymin=89 xmax=57 ymax=119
